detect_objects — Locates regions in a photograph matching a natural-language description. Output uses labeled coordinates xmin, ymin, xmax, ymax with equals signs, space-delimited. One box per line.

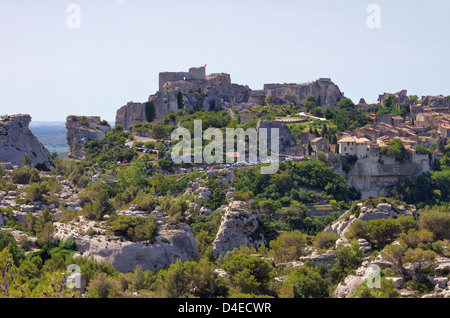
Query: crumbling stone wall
xmin=158 ymin=67 xmax=206 ymax=91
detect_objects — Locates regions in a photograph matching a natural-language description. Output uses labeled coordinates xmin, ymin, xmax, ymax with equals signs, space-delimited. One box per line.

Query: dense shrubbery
xmin=380 ymin=139 xmax=411 ymax=162
xmin=387 ymin=145 xmax=450 ymax=207
xmin=233 ymin=160 xmax=358 ymax=236
xmin=86 ymin=126 xmax=136 ymax=164
xmin=325 ymin=98 xmax=372 ymax=131
xmin=3 ymin=106 xmax=450 ymax=299
xmin=107 ymin=214 xmax=157 ymax=243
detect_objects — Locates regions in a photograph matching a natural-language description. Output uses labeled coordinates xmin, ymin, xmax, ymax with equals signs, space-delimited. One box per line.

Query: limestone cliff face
xmin=116 ymin=70 xmax=251 ymax=127
xmin=0 ymin=114 xmax=52 ymax=169
xmin=341 ymin=159 xmax=429 ymax=198
xmin=147 ymin=73 xmax=251 ymax=123
xmin=115 ymin=68 xmax=344 ymax=127
xmin=212 ymin=201 xmax=265 ymax=258
xmin=256 ymin=120 xmax=296 ymax=155
xmin=55 ymin=220 xmax=198 ymax=273
xmin=66 ymin=116 xmax=111 ymax=160
xmin=115 ymin=102 xmax=145 ymax=130
xmin=325 ymin=202 xmax=417 ymax=237
xmin=256 ymin=78 xmax=344 ymax=107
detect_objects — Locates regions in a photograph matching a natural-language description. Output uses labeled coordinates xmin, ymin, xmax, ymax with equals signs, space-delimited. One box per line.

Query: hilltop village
xmin=1 ymin=67 xmax=450 ymax=299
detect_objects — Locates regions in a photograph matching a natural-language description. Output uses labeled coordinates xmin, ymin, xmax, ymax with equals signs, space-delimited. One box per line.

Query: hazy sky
xmin=0 ymin=0 xmax=449 ymax=122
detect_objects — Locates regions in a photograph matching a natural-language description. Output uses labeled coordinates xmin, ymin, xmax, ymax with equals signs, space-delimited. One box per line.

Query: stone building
xmin=338 ymin=136 xmax=373 ymax=159
xmin=310 ymin=137 xmax=329 ymax=153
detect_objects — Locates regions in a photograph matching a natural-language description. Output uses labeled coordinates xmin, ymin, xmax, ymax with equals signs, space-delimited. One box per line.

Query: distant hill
xmin=29 ymin=121 xmax=69 ymax=158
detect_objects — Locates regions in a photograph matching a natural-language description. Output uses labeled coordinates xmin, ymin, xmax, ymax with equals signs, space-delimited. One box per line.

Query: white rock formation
xmin=334 ymin=264 xmax=380 ymax=298
xmin=325 ymin=201 xmax=417 ymax=237
xmin=65 ymin=115 xmax=111 ymax=160
xmin=0 ymin=114 xmax=52 ymax=169
xmin=54 ymin=218 xmax=198 ymax=273
xmin=212 ymin=201 xmax=264 ymax=257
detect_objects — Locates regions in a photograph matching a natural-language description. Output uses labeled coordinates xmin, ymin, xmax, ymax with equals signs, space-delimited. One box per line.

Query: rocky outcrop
xmin=55 ymin=213 xmax=198 ymax=273
xmin=66 ymin=115 xmax=111 ymax=160
xmin=115 ymin=68 xmax=345 ymax=127
xmin=299 ymin=250 xmax=335 ymax=269
xmin=262 ymin=78 xmax=344 ymax=107
xmin=116 ymin=68 xmax=253 ymax=127
xmin=342 ymin=160 xmax=426 ymax=198
xmin=334 ymin=263 xmax=380 ymax=298
xmin=0 ymin=114 xmax=52 ymax=169
xmin=212 ymin=201 xmax=265 ymax=258
xmin=378 ymin=90 xmax=410 ymax=109
xmin=257 ymin=120 xmax=296 ymax=155
xmin=325 ymin=202 xmax=417 ymax=237
xmin=115 ymin=102 xmax=145 ymax=130
xmin=420 ymin=95 xmax=450 ymax=108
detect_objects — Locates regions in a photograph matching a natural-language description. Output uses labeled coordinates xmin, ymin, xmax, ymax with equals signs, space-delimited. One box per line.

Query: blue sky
xmin=0 ymin=0 xmax=449 ymax=122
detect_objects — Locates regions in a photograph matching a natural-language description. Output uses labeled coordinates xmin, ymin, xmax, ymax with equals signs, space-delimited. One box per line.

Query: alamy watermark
xmin=171 ymin=120 xmax=280 ymax=174
xmin=366 ymin=4 xmax=381 ymax=29
xmin=66 ymin=264 xmax=82 ymax=289
xmin=66 ymin=4 xmax=81 ymax=29
xmin=365 ymin=264 xmax=381 ymax=289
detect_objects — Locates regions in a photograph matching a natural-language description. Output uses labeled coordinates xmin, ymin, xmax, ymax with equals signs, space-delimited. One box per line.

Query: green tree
xmin=418 ymin=207 xmax=450 ymax=240
xmin=385 ymin=95 xmax=395 ymax=111
xmin=328 ymin=240 xmax=364 ymax=283
xmin=107 ymin=215 xmax=157 ymax=243
xmin=381 ymin=243 xmax=408 ymax=279
xmin=37 ymin=222 xmax=56 ymax=248
xmin=349 ymin=278 xmax=400 ymax=298
xmin=157 ymin=158 xmax=175 ymax=172
xmin=395 ymin=215 xmax=418 ymax=233
xmin=268 ymin=231 xmax=307 ymax=263
xmin=265 ymin=95 xmax=274 ymax=106
xmin=118 ymin=160 xmax=149 ymax=189
xmin=161 ymin=259 xmax=188 ymax=298
xmin=399 ymin=229 xmax=434 ymax=249
xmin=145 ymin=101 xmax=156 ymax=122
xmin=17 ymin=259 xmax=40 ymax=282
xmin=222 ymin=253 xmax=273 ymax=295
xmin=344 ymin=219 xmax=369 ymax=241
xmin=313 ymin=231 xmax=339 ymax=250
xmin=177 ymin=92 xmax=185 ymax=109
xmin=0 ymin=231 xmax=24 ymax=266
xmin=380 ymin=139 xmax=411 ymax=162
xmin=320 ymin=123 xmax=328 ymax=137
xmin=87 ymin=272 xmax=119 ymax=298
xmin=21 ymin=153 xmax=32 ymax=168
xmin=337 ymin=98 xmax=355 ymax=110
xmin=316 ymin=151 xmax=327 ymax=163
xmin=290 ymin=266 xmax=329 ymax=298
xmin=304 ymin=95 xmax=318 ymax=112
xmin=414 ymin=145 xmax=431 ymax=155
xmin=259 ymin=199 xmax=282 ymax=215
xmin=366 ymin=218 xmax=401 ymax=249
xmin=79 ymin=183 xmax=114 ymax=221
xmin=0 ymin=249 xmax=18 ymax=297
xmin=403 ymin=248 xmax=437 ymax=281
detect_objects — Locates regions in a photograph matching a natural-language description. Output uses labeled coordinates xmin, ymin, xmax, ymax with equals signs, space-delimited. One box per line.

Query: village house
xmin=439 ymin=124 xmax=450 ymax=138
xmin=392 ymin=116 xmax=404 ymax=128
xmin=338 ymin=136 xmax=371 ymax=158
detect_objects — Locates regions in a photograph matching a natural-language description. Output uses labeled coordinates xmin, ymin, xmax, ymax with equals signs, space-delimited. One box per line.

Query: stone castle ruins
xmin=159 ymin=66 xmax=206 ymax=91
xmin=115 ymin=66 xmax=344 ymax=129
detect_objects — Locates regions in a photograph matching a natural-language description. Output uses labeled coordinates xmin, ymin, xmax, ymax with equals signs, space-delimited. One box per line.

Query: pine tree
xmin=321 ymin=124 xmax=328 ymax=137
xmin=21 ymin=153 xmax=31 ymax=168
